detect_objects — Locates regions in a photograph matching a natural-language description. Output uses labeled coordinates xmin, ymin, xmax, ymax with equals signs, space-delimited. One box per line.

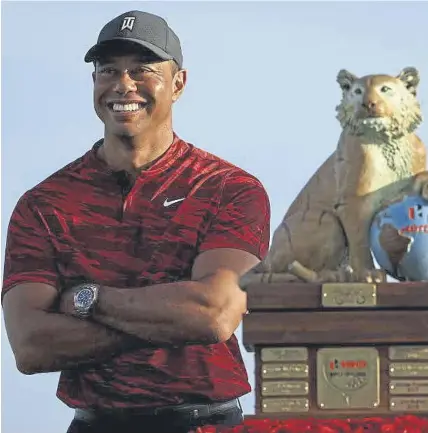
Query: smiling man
xmin=2 ymin=10 xmax=270 ymax=433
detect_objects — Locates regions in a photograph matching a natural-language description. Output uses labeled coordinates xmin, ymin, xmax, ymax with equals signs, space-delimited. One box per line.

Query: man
xmin=2 ymin=10 xmax=270 ymax=433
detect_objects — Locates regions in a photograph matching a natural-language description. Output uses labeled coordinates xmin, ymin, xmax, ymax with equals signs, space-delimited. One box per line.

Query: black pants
xmin=66 ymin=406 xmax=244 ymax=433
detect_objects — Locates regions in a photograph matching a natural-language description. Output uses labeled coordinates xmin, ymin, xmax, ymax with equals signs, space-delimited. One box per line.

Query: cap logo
xmin=120 ymin=16 xmax=136 ymax=31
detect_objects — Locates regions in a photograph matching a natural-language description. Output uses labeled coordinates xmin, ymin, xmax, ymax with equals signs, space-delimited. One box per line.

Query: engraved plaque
xmin=261 ymin=347 xmax=308 ymax=362
xmin=390 ymin=397 xmax=428 ymax=412
xmin=317 ymin=347 xmax=380 ymax=409
xmin=262 ymin=363 xmax=309 ymax=379
xmin=322 ymin=283 xmax=376 ymax=308
xmin=262 ymin=380 xmax=309 ymax=396
xmin=389 ymin=363 xmax=428 ymax=378
xmin=390 ymin=380 xmax=428 ymax=395
xmin=261 ymin=397 xmax=309 ymax=413
xmin=389 ymin=346 xmax=428 ymax=361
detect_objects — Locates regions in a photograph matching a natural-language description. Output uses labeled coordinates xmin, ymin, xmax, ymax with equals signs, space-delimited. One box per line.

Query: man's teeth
xmin=112 ymin=103 xmax=142 ymax=112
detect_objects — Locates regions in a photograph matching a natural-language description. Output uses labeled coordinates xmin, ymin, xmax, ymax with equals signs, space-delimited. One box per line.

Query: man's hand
xmin=91 ymin=248 xmax=260 ymax=345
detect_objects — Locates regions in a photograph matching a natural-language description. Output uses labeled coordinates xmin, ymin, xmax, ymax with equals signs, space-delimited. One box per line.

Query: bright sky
xmin=2 ymin=1 xmax=428 ymax=432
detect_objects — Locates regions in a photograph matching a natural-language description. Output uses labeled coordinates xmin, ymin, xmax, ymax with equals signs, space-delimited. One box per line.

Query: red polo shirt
xmin=3 ymin=135 xmax=270 ymax=410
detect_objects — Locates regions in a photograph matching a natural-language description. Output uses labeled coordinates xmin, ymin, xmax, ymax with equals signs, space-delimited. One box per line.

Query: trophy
xmin=241 ymin=67 xmax=428 ymax=418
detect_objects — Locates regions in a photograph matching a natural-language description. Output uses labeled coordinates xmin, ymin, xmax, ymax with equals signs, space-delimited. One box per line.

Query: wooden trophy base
xmin=243 ymin=281 xmax=428 ymax=418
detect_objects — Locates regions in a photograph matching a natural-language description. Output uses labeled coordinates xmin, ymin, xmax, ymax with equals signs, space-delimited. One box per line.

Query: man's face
xmin=93 ymin=45 xmax=186 ymax=139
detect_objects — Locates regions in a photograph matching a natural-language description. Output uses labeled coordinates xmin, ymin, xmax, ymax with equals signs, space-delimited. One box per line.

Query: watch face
xmin=75 ymin=287 xmax=94 ymax=308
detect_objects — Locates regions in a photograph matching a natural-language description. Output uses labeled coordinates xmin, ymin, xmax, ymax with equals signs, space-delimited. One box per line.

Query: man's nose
xmin=113 ymin=71 xmax=137 ymax=95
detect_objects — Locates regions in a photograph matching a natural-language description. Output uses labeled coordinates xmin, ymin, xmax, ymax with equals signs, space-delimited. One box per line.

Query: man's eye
xmin=99 ymin=67 xmax=116 ymax=75
xmin=130 ymin=67 xmax=151 ymax=78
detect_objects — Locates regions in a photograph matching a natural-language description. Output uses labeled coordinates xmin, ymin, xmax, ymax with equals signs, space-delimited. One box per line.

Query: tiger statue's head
xmin=335 ymin=67 xmax=422 ymax=141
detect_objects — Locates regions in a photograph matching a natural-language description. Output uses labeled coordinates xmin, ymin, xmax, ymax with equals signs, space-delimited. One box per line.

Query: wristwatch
xmin=73 ymin=283 xmax=100 ymax=318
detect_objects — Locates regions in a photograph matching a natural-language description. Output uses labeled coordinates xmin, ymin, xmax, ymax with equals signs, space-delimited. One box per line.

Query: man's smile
xmin=107 ymin=101 xmax=148 ymax=114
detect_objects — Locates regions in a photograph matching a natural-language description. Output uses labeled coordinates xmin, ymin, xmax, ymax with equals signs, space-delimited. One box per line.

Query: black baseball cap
xmin=84 ymin=11 xmax=183 ymax=68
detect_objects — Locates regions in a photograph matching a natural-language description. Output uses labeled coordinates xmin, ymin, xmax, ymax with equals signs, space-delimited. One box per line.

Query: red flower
xmin=199 ymin=416 xmax=428 ymax=433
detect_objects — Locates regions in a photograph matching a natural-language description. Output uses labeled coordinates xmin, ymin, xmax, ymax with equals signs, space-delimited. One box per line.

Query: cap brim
xmin=84 ymin=38 xmax=174 ymax=63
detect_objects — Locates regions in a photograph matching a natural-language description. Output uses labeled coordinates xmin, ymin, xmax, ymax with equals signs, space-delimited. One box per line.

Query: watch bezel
xmin=73 ymin=283 xmax=100 ymax=318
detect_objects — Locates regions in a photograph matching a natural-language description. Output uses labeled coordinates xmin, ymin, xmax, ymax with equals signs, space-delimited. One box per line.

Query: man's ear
xmin=172 ymin=69 xmax=187 ymax=103
xmin=92 ymin=71 xmax=96 ymax=83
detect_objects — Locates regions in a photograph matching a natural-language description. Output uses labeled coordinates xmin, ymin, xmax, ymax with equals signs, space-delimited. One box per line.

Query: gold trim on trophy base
xmin=390 ymin=380 xmax=428 ymax=395
xmin=262 ymin=363 xmax=309 ymax=379
xmin=261 ymin=347 xmax=308 ymax=362
xmin=261 ymin=397 xmax=309 ymax=413
xmin=389 ymin=362 xmax=428 ymax=378
xmin=321 ymin=283 xmax=377 ymax=308
xmin=317 ymin=347 xmax=380 ymax=409
xmin=261 ymin=380 xmax=309 ymax=397
xmin=389 ymin=346 xmax=428 ymax=361
xmin=390 ymin=397 xmax=428 ymax=412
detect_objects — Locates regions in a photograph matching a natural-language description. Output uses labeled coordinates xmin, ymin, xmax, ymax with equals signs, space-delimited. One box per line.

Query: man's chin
xmin=114 ymin=131 xmax=140 ymax=142
xmin=108 ymin=116 xmax=150 ymax=133
xmin=107 ymin=125 xmax=141 ymax=139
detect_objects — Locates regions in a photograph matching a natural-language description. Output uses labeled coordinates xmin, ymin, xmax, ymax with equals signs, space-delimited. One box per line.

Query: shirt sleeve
xmin=2 ymin=193 xmax=60 ymax=301
xmin=198 ymin=171 xmax=271 ymax=260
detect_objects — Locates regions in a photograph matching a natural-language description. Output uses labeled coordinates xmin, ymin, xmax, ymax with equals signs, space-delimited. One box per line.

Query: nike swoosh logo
xmin=163 ymin=197 xmax=186 ymax=207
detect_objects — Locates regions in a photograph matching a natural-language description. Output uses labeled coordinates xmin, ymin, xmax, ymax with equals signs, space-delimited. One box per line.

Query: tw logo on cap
xmin=120 ymin=16 xmax=136 ymax=31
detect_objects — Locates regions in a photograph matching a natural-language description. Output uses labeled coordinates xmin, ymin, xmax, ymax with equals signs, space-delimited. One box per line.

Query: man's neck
xmin=100 ymin=128 xmax=174 ymax=177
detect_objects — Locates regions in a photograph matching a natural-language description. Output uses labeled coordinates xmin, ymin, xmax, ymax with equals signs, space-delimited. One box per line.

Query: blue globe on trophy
xmin=370 ymin=195 xmax=428 ymax=281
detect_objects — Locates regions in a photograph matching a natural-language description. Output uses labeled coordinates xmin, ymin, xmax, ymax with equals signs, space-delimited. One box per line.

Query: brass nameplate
xmin=389 ymin=346 xmax=428 ymax=361
xmin=322 ymin=283 xmax=377 ymax=308
xmin=262 ymin=363 xmax=309 ymax=379
xmin=261 ymin=347 xmax=308 ymax=362
xmin=390 ymin=380 xmax=428 ymax=395
xmin=262 ymin=380 xmax=309 ymax=396
xmin=390 ymin=397 xmax=428 ymax=412
xmin=317 ymin=347 xmax=380 ymax=409
xmin=261 ymin=397 xmax=309 ymax=413
xmin=389 ymin=363 xmax=428 ymax=378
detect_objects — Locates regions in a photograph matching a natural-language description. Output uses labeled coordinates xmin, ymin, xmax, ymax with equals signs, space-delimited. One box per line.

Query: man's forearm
xmin=92 ymin=274 xmax=246 ymax=345
xmin=93 ymin=281 xmax=220 ymax=345
xmin=19 ymin=310 xmax=141 ymax=374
